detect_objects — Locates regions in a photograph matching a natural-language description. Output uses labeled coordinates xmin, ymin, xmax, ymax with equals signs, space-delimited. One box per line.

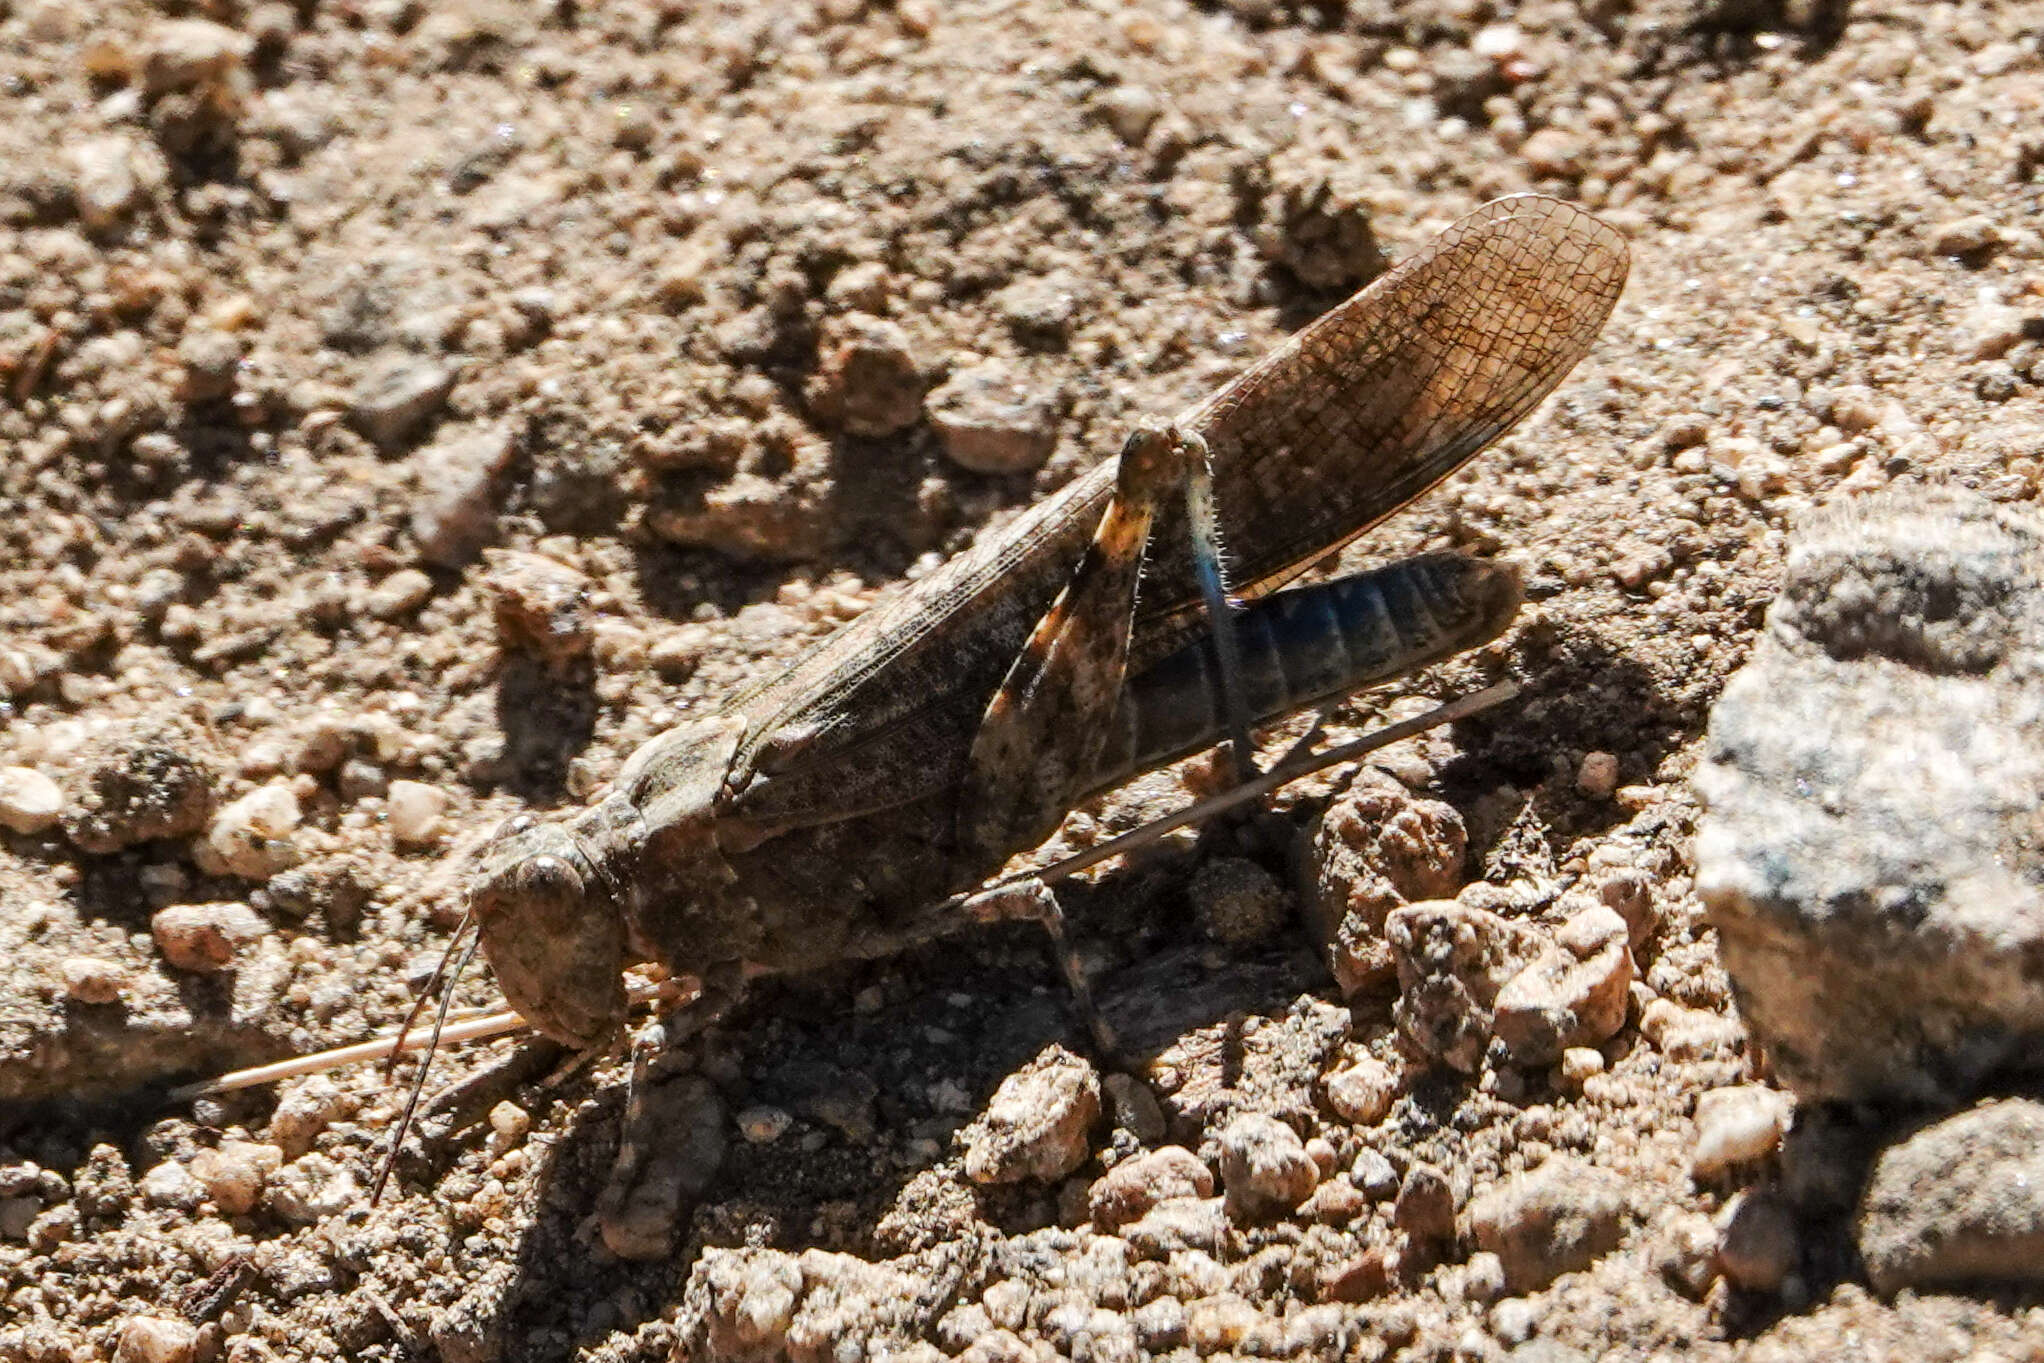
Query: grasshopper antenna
xmin=380 ymin=907 xmax=474 ymax=1079
xmin=369 ymin=912 xmax=481 ymax=1205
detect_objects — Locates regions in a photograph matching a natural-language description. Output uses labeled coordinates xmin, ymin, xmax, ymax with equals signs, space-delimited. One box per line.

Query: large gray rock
xmin=1858 ymin=1098 xmax=2044 ymax=1295
xmin=1694 ymin=488 xmax=2044 ymax=1103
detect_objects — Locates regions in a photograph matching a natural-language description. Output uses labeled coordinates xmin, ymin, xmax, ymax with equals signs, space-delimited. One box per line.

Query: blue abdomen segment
xmin=1096 ymin=553 xmax=1520 ymax=788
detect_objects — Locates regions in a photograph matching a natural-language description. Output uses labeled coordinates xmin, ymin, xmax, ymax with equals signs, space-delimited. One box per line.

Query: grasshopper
xmin=384 ymin=195 xmax=1625 ymax=1238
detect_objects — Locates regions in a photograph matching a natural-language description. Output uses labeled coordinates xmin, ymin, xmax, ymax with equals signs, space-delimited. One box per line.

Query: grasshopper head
xmin=469 ymin=814 xmax=626 ymax=1051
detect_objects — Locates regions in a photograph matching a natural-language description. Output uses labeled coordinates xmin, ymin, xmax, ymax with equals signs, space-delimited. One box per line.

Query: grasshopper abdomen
xmin=1102 ymin=554 xmax=1521 ymax=786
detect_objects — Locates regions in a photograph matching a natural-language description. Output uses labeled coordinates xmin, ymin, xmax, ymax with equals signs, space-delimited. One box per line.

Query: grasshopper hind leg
xmin=959 ymin=419 xmax=1256 ymax=1066
xmin=961 ymin=420 xmax=1255 ymax=861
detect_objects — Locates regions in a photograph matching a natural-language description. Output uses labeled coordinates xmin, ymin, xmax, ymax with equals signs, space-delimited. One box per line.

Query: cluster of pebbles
xmin=4 ymin=0 xmax=2044 ymax=1358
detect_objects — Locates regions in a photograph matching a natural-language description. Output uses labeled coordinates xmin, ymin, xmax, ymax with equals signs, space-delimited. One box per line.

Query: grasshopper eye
xmin=506 ymin=852 xmax=581 ymax=910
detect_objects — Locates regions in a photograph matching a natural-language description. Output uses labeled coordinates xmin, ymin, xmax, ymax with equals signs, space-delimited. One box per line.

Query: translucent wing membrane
xmin=1132 ymin=194 xmax=1629 ymax=660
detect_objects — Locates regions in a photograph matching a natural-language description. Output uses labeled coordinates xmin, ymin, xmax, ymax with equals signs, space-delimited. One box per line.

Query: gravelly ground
xmin=3 ymin=0 xmax=2042 ymax=1360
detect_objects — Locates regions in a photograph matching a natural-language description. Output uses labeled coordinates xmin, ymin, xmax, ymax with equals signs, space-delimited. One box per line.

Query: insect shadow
xmin=447 ymin=644 xmax=1688 ymax=1359
xmin=460 ymin=872 xmax=1322 ymax=1361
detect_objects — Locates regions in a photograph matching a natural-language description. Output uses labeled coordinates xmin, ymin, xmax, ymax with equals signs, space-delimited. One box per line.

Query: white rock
xmin=1216 ymin=1113 xmax=1319 ymax=1219
xmin=1323 ymin=1056 xmax=1398 ymax=1125
xmin=267 ymin=1153 xmax=359 ymax=1224
xmin=1858 ymin=1098 xmax=2044 ymax=1294
xmin=961 ymin=1045 xmax=1100 ymax=1184
xmin=189 ymin=1141 xmax=280 ymax=1216
xmin=1691 ymin=1085 xmax=1792 ymax=1177
xmin=138 ymin=1159 xmax=206 ymax=1210
xmin=207 ymin=781 xmax=302 ymax=878
xmin=1696 ymin=489 xmax=2044 ymax=1102
xmin=268 ymin=1074 xmax=356 ymax=1157
xmin=141 ymin=17 xmax=250 ymax=94
xmin=365 ymin=566 xmax=435 ymax=618
xmin=72 ymin=136 xmax=144 ymax=231
xmin=117 ymin=1315 xmax=198 ymax=1363
xmin=386 ymin=779 xmax=447 ymax=844
xmin=0 ymin=765 xmax=63 ymax=833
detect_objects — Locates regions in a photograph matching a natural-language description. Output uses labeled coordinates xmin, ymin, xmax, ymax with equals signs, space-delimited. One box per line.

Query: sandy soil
xmin=3 ymin=0 xmax=2042 ymax=1360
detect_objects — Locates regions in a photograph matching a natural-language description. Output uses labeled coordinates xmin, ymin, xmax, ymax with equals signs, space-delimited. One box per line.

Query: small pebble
xmin=138 ymin=1159 xmax=207 ymax=1211
xmin=1556 ymin=903 xmax=1629 ymax=957
xmin=1471 ymin=23 xmax=1522 ymax=58
xmin=1097 ymin=83 xmax=1161 ymax=144
xmin=483 ymin=549 xmax=595 ymax=668
xmin=205 ymin=781 xmax=302 ymax=878
xmin=176 ymin=327 xmax=242 ymax=403
xmin=268 ymin=1152 xmax=360 ymax=1225
xmin=1575 ymin=751 xmax=1619 ymax=799
xmin=1490 ymin=924 xmax=1632 ymax=1067
xmin=72 ymin=136 xmax=145 ymax=231
xmin=1217 ymin=1113 xmax=1319 ymax=1220
xmin=489 ymin=1102 xmax=530 ymax=1140
xmin=1190 ymin=856 xmax=1289 ymax=945
xmin=1087 ymin=1146 xmax=1213 ymax=1230
xmin=1468 ymin=1157 xmax=1629 ymax=1292
xmin=269 ymin=1075 xmax=355 ymax=1157
xmin=1691 ymin=1085 xmax=1792 ymax=1177
xmin=0 ymin=765 xmax=63 ymax=833
xmin=1103 ymin=1071 xmax=1168 ymax=1145
xmin=349 ymin=353 xmax=457 ymax=449
xmin=386 ymin=779 xmax=448 ymax=845
xmin=1716 ymin=1190 xmax=1799 ymax=1292
xmin=1929 ymin=214 xmax=2000 ymax=258
xmin=1639 ymin=998 xmax=1742 ymax=1060
xmin=1393 ymin=1162 xmax=1457 ymax=1245
xmin=141 ymin=17 xmax=250 ymax=94
xmin=189 ymin=1141 xmax=279 ymax=1215
xmin=1560 ymin=1046 xmax=1605 ymax=1083
xmin=1962 ymin=298 xmax=2028 ymax=360
xmin=151 ymin=901 xmax=270 ymax=973
xmin=1319 ymin=1248 xmax=1392 ymax=1303
xmin=410 ymin=425 xmax=516 ymax=566
xmin=925 ymin=361 xmax=1061 ymax=474
xmin=812 ymin=315 xmax=922 ymax=438
xmin=1351 ymin=1148 xmax=1399 ymax=1200
xmin=116 ymin=1315 xmax=199 ymax=1363
xmin=737 ymin=1106 xmax=794 ymax=1144
xmin=1519 ymin=127 xmax=1582 ymax=176
xmin=59 ymin=955 xmax=128 ymax=1004
xmin=1123 ymin=1196 xmax=1230 ymax=1257
xmin=1597 ymin=868 xmax=1658 ymax=946
xmin=1323 ymin=1055 xmax=1398 ymax=1125
xmin=961 ymin=1045 xmax=1100 ymax=1184
xmin=1462 ymin=1250 xmax=1508 ymax=1304
xmin=1655 ymin=1209 xmax=1722 ymax=1300
xmin=365 ymin=568 xmax=434 ymax=619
